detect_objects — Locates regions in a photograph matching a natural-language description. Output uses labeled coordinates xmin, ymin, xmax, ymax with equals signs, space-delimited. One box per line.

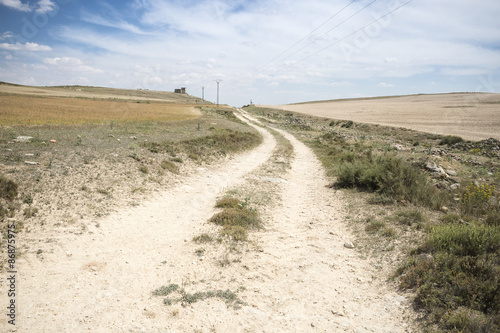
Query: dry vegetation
xmin=0 ymin=94 xmax=201 ymax=126
xmin=244 ymin=105 xmax=500 ymax=333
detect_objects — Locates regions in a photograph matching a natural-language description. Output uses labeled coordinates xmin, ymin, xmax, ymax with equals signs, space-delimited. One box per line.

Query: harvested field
xmin=0 ymin=94 xmax=201 ymax=126
xmin=268 ymin=93 xmax=500 ymax=141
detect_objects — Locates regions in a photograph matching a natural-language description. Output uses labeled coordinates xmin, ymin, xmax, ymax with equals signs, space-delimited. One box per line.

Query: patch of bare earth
xmin=5 ymin=112 xmax=416 ymax=332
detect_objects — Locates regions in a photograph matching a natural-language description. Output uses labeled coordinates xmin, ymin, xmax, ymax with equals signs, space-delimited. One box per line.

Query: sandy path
xmin=6 ymin=112 xmax=415 ymax=332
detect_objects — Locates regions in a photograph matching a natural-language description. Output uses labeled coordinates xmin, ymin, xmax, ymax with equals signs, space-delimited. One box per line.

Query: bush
xmin=398 ymin=222 xmax=500 ymax=332
xmin=215 ymin=197 xmax=242 ymax=209
xmin=0 ymin=176 xmax=18 ymax=201
xmin=461 ymin=183 xmax=496 ymax=216
xmin=335 ymin=154 xmax=438 ymax=207
xmin=439 ymin=135 xmax=464 ymax=146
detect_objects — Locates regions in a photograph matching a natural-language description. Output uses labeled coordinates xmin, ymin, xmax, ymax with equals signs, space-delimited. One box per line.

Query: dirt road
xmin=8 ymin=111 xmax=415 ymax=332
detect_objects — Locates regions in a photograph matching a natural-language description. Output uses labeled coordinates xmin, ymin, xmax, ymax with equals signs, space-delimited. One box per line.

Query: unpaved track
xmin=9 ymin=112 xmax=415 ymax=332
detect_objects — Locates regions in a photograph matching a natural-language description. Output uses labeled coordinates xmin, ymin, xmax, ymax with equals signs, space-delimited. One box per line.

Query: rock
xmin=446 ymin=169 xmax=458 ymax=176
xmin=441 ymin=206 xmax=449 ymax=213
xmin=344 ymin=241 xmax=355 ymax=249
xmin=450 ymin=183 xmax=461 ymax=191
xmin=24 ymin=161 xmax=40 ymax=165
xmin=14 ymin=136 xmax=33 ymax=142
xmin=50 ymin=140 xmax=57 ymax=143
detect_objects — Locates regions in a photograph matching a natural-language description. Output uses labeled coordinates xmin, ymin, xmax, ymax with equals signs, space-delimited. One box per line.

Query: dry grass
xmin=0 ymin=94 xmax=200 ymax=126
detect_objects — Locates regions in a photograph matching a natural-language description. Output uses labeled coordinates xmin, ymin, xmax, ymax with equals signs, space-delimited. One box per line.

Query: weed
xmin=152 ymin=284 xmax=179 ymax=296
xmin=139 ymin=166 xmax=149 ymax=174
xmin=195 ymin=248 xmax=205 ymax=256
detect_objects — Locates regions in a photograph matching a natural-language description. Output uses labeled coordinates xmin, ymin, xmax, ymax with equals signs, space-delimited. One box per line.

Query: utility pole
xmin=201 ymin=86 xmax=205 ymax=101
xmin=214 ymin=80 xmax=222 ymax=110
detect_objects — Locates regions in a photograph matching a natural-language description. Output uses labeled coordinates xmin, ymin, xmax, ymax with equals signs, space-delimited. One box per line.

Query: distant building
xmin=174 ymin=87 xmax=186 ymax=94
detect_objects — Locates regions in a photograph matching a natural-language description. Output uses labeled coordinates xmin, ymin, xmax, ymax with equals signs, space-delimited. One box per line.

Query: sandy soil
xmin=4 ymin=111 xmax=416 ymax=332
xmin=267 ymin=93 xmax=500 ymax=141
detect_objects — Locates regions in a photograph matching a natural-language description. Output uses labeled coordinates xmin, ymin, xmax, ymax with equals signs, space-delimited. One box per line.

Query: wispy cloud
xmin=0 ymin=42 xmax=52 ymax=51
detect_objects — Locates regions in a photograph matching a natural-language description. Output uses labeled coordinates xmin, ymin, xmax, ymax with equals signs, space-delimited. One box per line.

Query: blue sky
xmin=0 ymin=0 xmax=499 ymax=106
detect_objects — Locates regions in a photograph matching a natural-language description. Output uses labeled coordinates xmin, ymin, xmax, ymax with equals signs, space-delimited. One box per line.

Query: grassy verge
xmin=244 ymin=105 xmax=500 ymax=333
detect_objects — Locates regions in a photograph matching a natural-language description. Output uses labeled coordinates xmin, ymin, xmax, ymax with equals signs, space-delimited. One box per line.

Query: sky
xmin=0 ymin=0 xmax=499 ymax=106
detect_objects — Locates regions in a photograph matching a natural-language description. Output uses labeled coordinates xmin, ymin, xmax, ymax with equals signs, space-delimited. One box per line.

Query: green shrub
xmin=398 ymin=222 xmax=500 ymax=332
xmin=0 ymin=175 xmax=18 ymax=201
xmin=429 ymin=223 xmax=499 ymax=256
xmin=335 ymin=154 xmax=438 ymax=207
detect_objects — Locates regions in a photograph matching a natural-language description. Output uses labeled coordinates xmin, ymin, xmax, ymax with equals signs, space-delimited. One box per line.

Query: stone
xmin=446 ymin=169 xmax=458 ymax=176
xmin=50 ymin=140 xmax=57 ymax=143
xmin=344 ymin=241 xmax=355 ymax=249
xmin=24 ymin=161 xmax=40 ymax=165
xmin=450 ymin=183 xmax=461 ymax=191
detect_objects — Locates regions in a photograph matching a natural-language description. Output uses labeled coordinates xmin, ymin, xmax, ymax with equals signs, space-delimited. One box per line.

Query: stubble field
xmin=268 ymin=92 xmax=500 ymax=141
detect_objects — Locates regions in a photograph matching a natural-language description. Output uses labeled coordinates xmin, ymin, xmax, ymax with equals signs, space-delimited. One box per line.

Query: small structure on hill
xmin=174 ymin=87 xmax=186 ymax=94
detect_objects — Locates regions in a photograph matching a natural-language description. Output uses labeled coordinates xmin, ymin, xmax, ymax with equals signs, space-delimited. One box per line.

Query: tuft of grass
xmin=396 ymin=209 xmax=426 ymax=226
xmin=139 ymin=165 xmax=149 ymax=174
xmin=192 ymin=233 xmax=213 ymax=243
xmin=209 ymin=207 xmax=260 ymax=229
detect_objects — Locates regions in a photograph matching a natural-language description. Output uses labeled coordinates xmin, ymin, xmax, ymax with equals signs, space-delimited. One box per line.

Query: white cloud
xmin=0 ymin=0 xmax=30 ymax=12
xmin=0 ymin=31 xmax=14 ymax=40
xmin=0 ymin=42 xmax=52 ymax=51
xmin=5 ymin=54 xmax=13 ymax=60
xmin=22 ymin=77 xmax=37 ymax=85
xmin=36 ymin=0 xmax=56 ymax=13
xmin=43 ymin=57 xmax=103 ymax=73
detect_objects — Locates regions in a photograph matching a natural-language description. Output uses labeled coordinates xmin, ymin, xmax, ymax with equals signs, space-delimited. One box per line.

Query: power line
xmin=260 ymin=0 xmax=357 ymax=70
xmin=296 ymin=0 xmax=415 ymax=63
xmin=268 ymin=0 xmax=378 ymax=69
